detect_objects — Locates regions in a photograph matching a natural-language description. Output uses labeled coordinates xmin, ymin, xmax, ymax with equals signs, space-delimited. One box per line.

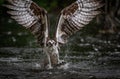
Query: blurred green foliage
xmin=0 ymin=0 xmax=3 ymax=5
xmin=31 ymin=0 xmax=75 ymax=12
xmin=0 ymin=0 xmax=75 ymax=12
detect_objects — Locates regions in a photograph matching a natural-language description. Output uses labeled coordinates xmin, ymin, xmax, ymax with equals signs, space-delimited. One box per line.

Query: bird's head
xmin=46 ymin=39 xmax=57 ymax=47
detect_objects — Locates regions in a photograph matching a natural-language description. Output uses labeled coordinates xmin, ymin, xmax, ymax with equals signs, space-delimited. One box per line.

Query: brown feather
xmin=5 ymin=0 xmax=49 ymax=47
xmin=56 ymin=0 xmax=104 ymax=44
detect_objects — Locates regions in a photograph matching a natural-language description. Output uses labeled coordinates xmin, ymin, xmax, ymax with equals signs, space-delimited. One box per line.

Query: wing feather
xmin=6 ymin=0 xmax=31 ymax=7
xmin=7 ymin=11 xmax=28 ymax=15
xmin=56 ymin=0 xmax=104 ymax=44
xmin=5 ymin=0 xmax=49 ymax=47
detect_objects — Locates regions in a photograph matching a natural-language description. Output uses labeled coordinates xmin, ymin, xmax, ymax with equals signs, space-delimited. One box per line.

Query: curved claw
xmin=58 ymin=60 xmax=66 ymax=64
xmin=46 ymin=64 xmax=53 ymax=69
xmin=56 ymin=60 xmax=69 ymax=69
xmin=54 ymin=60 xmax=67 ymax=67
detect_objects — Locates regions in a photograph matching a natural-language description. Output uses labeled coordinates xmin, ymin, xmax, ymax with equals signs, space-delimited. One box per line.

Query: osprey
xmin=5 ymin=0 xmax=103 ymax=69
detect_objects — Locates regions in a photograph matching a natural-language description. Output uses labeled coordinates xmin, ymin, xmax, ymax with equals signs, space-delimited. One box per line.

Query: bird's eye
xmin=46 ymin=43 xmax=49 ymax=46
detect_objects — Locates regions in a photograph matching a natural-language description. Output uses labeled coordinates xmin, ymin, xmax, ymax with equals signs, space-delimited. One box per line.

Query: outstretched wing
xmin=56 ymin=0 xmax=104 ymax=44
xmin=5 ymin=0 xmax=49 ymax=47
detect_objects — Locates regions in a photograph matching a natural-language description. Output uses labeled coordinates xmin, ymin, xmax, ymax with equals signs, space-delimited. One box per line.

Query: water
xmin=0 ymin=35 xmax=120 ymax=79
xmin=0 ymin=53 xmax=120 ymax=79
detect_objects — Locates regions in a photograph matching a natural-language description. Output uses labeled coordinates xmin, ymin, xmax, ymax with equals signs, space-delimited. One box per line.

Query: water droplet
xmin=7 ymin=31 xmax=12 ymax=35
xmin=12 ymin=37 xmax=16 ymax=42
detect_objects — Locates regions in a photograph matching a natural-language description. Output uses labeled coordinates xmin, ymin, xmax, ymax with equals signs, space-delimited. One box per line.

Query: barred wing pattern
xmin=56 ymin=0 xmax=103 ymax=44
xmin=5 ymin=0 xmax=49 ymax=47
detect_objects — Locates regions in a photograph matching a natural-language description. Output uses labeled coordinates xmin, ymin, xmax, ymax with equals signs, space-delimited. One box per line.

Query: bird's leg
xmin=50 ymin=46 xmax=65 ymax=67
xmin=46 ymin=53 xmax=53 ymax=69
xmin=57 ymin=52 xmax=65 ymax=65
xmin=56 ymin=47 xmax=65 ymax=64
xmin=54 ymin=49 xmax=64 ymax=64
xmin=43 ymin=48 xmax=53 ymax=69
xmin=43 ymin=43 xmax=66 ymax=69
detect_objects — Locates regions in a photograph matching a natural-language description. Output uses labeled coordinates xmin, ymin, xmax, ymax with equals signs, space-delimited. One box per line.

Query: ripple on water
xmin=0 ymin=47 xmax=120 ymax=79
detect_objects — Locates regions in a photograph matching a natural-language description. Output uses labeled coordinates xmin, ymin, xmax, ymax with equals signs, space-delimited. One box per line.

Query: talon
xmin=46 ymin=64 xmax=53 ymax=69
xmin=54 ymin=60 xmax=66 ymax=67
xmin=58 ymin=60 xmax=66 ymax=64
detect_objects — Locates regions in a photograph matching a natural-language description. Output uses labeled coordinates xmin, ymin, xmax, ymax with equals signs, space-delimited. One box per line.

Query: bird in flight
xmin=4 ymin=0 xmax=103 ymax=69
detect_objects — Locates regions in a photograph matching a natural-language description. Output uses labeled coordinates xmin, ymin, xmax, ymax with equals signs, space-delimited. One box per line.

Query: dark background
xmin=0 ymin=0 xmax=120 ymax=79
